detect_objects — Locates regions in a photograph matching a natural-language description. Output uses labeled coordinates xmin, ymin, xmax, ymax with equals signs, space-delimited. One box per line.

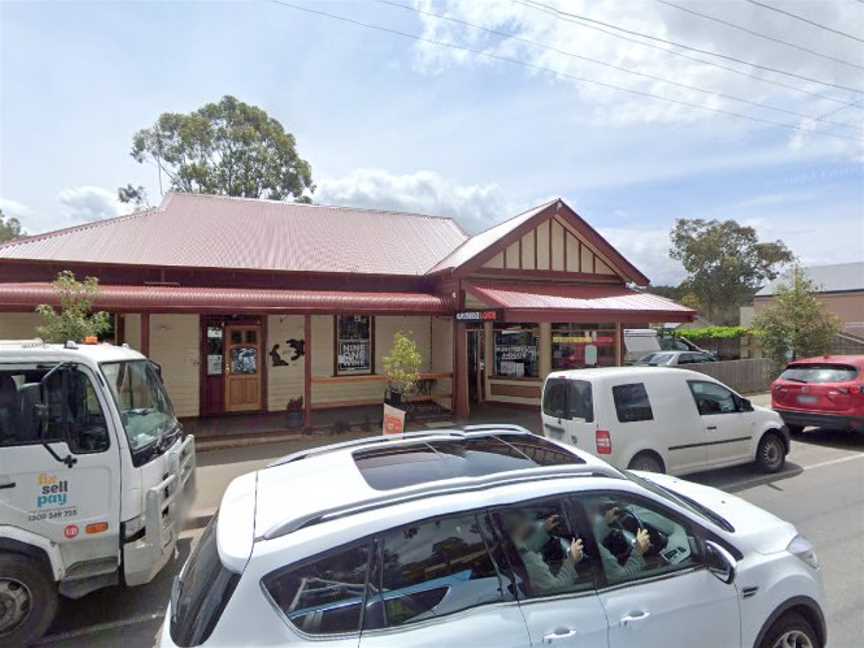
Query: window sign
xmin=494 ymin=324 xmax=539 ymax=378
xmin=337 ymin=315 xmax=372 ymax=375
xmin=206 ymin=326 xmax=224 ymax=376
xmin=552 ymin=324 xmax=616 ymax=370
xmin=207 ymin=355 xmax=223 ymax=376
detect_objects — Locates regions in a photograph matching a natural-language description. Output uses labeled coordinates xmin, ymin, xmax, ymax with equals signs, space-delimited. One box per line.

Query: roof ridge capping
xmin=165 ymin=191 xmax=468 ymax=227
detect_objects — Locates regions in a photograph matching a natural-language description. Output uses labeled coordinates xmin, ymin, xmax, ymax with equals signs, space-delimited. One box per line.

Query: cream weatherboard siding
xmin=148 ymin=314 xmax=200 ymax=418
xmin=0 ymin=312 xmax=41 ymax=339
xmin=123 ymin=314 xmax=142 ymax=351
xmin=267 ymin=315 xmax=305 ymax=413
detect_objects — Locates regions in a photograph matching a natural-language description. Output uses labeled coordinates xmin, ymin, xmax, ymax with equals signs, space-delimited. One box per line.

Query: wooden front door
xmin=224 ymin=324 xmax=262 ymax=412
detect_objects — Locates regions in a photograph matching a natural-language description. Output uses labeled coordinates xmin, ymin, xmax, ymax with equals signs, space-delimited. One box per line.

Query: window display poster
xmin=584 ymin=344 xmax=598 ymax=366
xmin=207 ymin=354 xmax=223 ymax=376
xmin=338 ymin=342 xmax=370 ymax=372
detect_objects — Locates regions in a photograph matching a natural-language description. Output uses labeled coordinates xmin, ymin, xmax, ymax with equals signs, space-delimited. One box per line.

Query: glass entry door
xmin=224 ymin=324 xmax=262 ymax=412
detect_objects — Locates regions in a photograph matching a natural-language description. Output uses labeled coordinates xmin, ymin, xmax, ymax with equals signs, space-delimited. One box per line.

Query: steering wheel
xmin=604 ymin=508 xmax=668 ymax=563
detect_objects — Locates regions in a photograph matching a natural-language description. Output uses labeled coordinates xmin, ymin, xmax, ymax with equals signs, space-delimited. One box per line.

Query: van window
xmin=263 ymin=542 xmax=372 ymax=635
xmin=542 ymin=379 xmax=593 ymax=422
xmin=170 ymin=516 xmax=240 ymax=647
xmin=688 ymin=381 xmax=738 ymax=415
xmin=366 ymin=512 xmax=502 ymax=629
xmin=612 ymin=383 xmax=653 ymax=422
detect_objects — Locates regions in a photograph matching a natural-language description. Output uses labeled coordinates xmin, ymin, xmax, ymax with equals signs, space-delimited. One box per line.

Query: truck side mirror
xmin=706 ymin=540 xmax=736 ymax=584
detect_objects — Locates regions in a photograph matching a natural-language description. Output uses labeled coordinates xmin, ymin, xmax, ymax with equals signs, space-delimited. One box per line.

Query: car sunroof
xmin=353 ymin=434 xmax=583 ymax=490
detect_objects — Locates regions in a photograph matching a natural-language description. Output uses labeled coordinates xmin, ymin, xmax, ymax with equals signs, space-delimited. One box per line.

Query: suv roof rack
xmin=260 ymin=461 xmax=622 ymax=541
xmin=267 ymin=426 xmax=533 ymax=468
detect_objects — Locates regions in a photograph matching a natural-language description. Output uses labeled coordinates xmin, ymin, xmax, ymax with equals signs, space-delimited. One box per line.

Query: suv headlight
xmin=787 ymin=534 xmax=819 ymax=570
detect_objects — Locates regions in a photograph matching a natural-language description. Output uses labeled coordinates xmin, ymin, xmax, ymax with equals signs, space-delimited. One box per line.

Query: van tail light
xmin=596 ymin=430 xmax=612 ymax=455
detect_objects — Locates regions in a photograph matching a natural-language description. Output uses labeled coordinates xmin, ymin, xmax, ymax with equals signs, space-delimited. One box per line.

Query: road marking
xmin=802 ymin=453 xmax=864 ymax=471
xmin=37 ymin=612 xmax=164 ymax=645
xmin=721 ymin=452 xmax=864 ymax=492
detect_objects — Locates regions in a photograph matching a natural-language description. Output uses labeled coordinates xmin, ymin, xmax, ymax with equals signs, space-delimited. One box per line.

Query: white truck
xmin=0 ymin=339 xmax=195 ymax=645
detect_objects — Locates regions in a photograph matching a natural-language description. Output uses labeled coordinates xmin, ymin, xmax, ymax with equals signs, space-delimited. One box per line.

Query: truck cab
xmin=0 ymin=339 xmax=195 ymax=645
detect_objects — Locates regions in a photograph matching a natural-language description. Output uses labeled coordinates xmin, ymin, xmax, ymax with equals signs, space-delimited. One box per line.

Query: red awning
xmin=0 ymin=283 xmax=453 ymax=314
xmin=465 ymin=282 xmax=695 ymax=322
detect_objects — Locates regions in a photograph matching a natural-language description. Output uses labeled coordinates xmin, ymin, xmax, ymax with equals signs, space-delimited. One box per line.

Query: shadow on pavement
xmin=790 ymin=427 xmax=864 ymax=452
xmin=687 ymin=461 xmax=804 ymax=493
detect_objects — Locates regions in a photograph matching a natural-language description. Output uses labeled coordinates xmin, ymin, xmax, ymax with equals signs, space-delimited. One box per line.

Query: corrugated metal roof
xmin=426 ymin=199 xmax=557 ymax=273
xmin=0 ymin=283 xmax=452 ymax=313
xmin=756 ymin=262 xmax=864 ymax=296
xmin=0 ymin=193 xmax=469 ymax=276
xmin=466 ymin=282 xmax=695 ymax=318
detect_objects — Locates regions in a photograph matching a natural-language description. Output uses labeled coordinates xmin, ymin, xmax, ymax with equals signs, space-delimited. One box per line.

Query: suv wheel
xmin=0 ymin=554 xmax=58 ymax=647
xmin=756 ymin=432 xmax=786 ymax=473
xmin=761 ymin=612 xmax=820 ymax=648
xmin=627 ymin=452 xmax=664 ymax=474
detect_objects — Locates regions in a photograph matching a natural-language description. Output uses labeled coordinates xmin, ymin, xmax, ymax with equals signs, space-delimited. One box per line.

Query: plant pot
xmin=286 ymin=410 xmax=304 ymax=429
xmin=385 ymin=390 xmax=403 ymax=407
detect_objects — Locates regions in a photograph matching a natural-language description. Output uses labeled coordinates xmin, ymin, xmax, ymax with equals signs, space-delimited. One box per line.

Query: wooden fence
xmin=686 ymin=358 xmax=775 ymax=394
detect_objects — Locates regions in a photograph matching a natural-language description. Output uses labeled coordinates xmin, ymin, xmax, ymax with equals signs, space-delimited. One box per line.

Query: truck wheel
xmin=756 ymin=432 xmax=786 ymax=474
xmin=627 ymin=452 xmax=665 ymax=474
xmin=760 ymin=612 xmax=821 ymax=648
xmin=0 ymin=554 xmax=58 ymax=647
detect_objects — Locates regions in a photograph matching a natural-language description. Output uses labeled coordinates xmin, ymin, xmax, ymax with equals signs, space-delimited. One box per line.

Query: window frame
xmin=570 ymin=489 xmax=707 ymax=592
xmin=334 ymin=315 xmax=374 ymax=376
xmin=0 ymin=362 xmax=112 ymax=453
xmin=686 ymin=380 xmax=742 ymax=416
xmin=611 ymin=382 xmax=654 ymax=423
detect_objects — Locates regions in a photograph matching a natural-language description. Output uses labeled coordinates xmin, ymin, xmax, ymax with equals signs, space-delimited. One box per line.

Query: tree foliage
xmin=36 ymin=271 xmax=112 ymax=343
xmin=0 ymin=208 xmax=25 ymax=244
xmin=670 ymin=218 xmax=793 ymax=324
xmin=117 ymin=183 xmax=149 ymax=207
xmin=383 ymin=331 xmax=423 ymax=396
xmin=122 ymin=95 xmax=314 ymax=203
xmin=752 ymin=267 xmax=841 ymax=366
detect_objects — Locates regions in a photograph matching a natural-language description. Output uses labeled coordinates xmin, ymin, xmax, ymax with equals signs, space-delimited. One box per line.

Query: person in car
xmin=589 ymin=503 xmax=651 ymax=580
xmin=505 ymin=511 xmax=585 ymax=595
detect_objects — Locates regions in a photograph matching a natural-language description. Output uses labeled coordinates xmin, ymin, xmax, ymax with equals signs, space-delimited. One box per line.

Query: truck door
xmin=0 ymin=364 xmax=121 ymax=568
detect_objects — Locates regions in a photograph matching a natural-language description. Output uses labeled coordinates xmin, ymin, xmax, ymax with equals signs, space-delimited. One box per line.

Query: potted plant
xmin=382 ymin=331 xmax=422 ymax=409
xmin=286 ymin=396 xmax=304 ymax=429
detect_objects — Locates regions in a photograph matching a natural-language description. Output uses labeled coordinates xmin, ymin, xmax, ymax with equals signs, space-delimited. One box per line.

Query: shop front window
xmin=336 ymin=315 xmax=372 ymax=375
xmin=551 ymin=323 xmax=617 ymax=370
xmin=494 ymin=324 xmax=539 ymax=378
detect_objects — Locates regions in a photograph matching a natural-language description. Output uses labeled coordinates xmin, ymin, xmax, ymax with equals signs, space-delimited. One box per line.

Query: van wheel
xmin=760 ymin=612 xmax=821 ymax=648
xmin=0 ymin=554 xmax=58 ymax=647
xmin=756 ymin=432 xmax=786 ymax=474
xmin=627 ymin=452 xmax=665 ymax=474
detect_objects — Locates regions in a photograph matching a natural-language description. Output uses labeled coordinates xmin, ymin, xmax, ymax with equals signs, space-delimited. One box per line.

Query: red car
xmin=771 ymin=355 xmax=864 ymax=433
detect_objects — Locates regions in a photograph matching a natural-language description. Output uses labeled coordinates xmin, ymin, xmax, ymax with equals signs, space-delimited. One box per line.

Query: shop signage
xmin=456 ymin=310 xmax=499 ymax=321
xmin=383 ymin=404 xmax=406 ymax=435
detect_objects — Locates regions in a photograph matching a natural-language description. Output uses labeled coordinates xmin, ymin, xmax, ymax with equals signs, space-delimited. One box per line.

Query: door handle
xmin=543 ymin=628 xmax=579 ymax=643
xmin=706 ymin=425 xmax=718 ymax=431
xmin=0 ymin=479 xmax=15 ymax=490
xmin=620 ymin=610 xmax=650 ymax=627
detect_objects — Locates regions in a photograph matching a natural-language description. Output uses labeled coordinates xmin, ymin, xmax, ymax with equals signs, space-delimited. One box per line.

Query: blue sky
xmin=1 ymin=0 xmax=862 ymax=284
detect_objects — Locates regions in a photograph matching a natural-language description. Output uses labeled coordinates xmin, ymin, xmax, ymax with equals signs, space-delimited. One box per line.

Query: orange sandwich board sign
xmin=383 ymin=403 xmax=406 ymax=435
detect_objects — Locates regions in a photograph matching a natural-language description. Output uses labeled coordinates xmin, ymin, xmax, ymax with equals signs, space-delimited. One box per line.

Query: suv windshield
xmin=101 ymin=360 xmax=177 ymax=460
xmin=780 ymin=364 xmax=858 ymax=383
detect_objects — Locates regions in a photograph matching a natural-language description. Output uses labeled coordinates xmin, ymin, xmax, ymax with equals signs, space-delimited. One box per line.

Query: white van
xmin=540 ymin=367 xmax=789 ymax=476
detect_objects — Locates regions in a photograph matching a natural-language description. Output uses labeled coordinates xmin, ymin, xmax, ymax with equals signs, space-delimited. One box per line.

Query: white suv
xmin=161 ymin=427 xmax=825 ymax=648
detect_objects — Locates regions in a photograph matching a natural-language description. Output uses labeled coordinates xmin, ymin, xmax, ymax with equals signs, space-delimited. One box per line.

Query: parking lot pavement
xmin=39 ymin=428 xmax=864 ymax=648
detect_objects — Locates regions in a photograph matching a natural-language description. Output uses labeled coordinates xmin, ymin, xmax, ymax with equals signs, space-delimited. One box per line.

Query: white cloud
xmin=57 ymin=186 xmax=124 ymax=222
xmin=316 ymin=168 xmax=513 ymax=233
xmin=408 ymin=0 xmax=864 ymax=155
xmin=599 ymin=225 xmax=684 ymax=285
xmin=0 ymin=197 xmax=33 ymax=220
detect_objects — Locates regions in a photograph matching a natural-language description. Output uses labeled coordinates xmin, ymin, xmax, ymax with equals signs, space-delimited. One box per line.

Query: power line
xmin=268 ymin=0 xmax=862 ymax=143
xmin=515 ymin=0 xmax=862 ymax=110
xmin=744 ymin=0 xmax=864 ymax=45
xmin=516 ymin=0 xmax=864 ymax=95
xmin=377 ymin=0 xmax=859 ymax=131
xmin=656 ymin=0 xmax=864 ymax=69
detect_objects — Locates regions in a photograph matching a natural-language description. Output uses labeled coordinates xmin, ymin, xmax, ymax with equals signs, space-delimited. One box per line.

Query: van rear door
xmin=541 ymin=377 xmax=596 ymax=454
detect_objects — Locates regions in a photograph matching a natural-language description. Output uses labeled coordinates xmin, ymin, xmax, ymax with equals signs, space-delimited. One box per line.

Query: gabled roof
xmin=0 ymin=192 xmax=468 ymax=277
xmin=427 ymin=198 xmax=650 ymax=285
xmin=756 ymin=262 xmax=864 ymax=297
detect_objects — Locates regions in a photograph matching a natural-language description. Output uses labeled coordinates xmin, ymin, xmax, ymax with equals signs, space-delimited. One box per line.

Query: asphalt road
xmin=37 ymin=427 xmax=864 ymax=648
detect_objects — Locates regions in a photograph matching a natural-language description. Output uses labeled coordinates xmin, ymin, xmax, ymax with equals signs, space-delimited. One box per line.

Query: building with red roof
xmin=0 ymin=192 xmax=693 ymax=425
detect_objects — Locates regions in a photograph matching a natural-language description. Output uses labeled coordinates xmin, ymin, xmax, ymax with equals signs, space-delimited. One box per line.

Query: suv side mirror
xmin=705 ymin=540 xmax=736 ymax=584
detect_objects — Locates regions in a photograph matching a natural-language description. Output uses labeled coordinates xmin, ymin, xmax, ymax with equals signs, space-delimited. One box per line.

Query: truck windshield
xmin=101 ymin=360 xmax=176 ymax=455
